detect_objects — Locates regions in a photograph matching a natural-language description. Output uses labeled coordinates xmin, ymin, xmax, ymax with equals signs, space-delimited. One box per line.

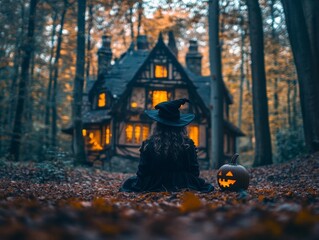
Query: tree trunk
xmin=51 ymin=1 xmax=68 ymax=147
xmin=237 ymin=15 xmax=245 ymax=152
xmin=282 ymin=0 xmax=319 ymax=152
xmin=246 ymin=0 xmax=272 ymax=166
xmin=73 ymin=0 xmax=87 ymax=165
xmin=208 ymin=0 xmax=224 ymax=169
xmin=302 ymin=0 xmax=319 ymax=96
xmin=270 ymin=0 xmax=279 ymax=124
xmin=44 ymin=11 xmax=58 ymax=147
xmin=287 ymin=80 xmax=291 ymax=127
xmin=137 ymin=1 xmax=143 ymax=36
xmin=86 ymin=3 xmax=93 ymax=84
xmin=8 ymin=2 xmax=25 ymax=129
xmin=292 ymin=79 xmax=297 ymax=129
xmin=25 ymin=51 xmax=35 ymax=131
xmin=8 ymin=0 xmax=38 ymax=161
xmin=129 ymin=5 xmax=134 ymax=41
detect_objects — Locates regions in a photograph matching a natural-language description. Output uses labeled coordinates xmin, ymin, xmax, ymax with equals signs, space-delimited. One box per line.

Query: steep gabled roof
xmin=113 ymin=33 xmax=209 ymax=116
xmin=184 ymin=68 xmax=233 ymax=108
xmin=61 ymin=94 xmax=111 ymax=134
xmin=100 ymin=47 xmax=149 ymax=97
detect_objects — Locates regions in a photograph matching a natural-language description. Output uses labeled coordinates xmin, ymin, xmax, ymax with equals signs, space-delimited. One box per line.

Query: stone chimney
xmin=137 ymin=35 xmax=149 ymax=50
xmin=97 ymin=35 xmax=112 ymax=80
xmin=186 ymin=40 xmax=202 ymax=76
xmin=168 ymin=31 xmax=178 ymax=58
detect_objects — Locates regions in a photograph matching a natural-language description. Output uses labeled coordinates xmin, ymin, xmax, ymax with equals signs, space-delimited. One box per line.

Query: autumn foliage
xmin=0 ymin=153 xmax=318 ymax=239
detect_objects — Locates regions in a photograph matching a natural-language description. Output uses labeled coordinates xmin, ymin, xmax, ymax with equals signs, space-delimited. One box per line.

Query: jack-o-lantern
xmin=217 ymin=153 xmax=249 ymax=191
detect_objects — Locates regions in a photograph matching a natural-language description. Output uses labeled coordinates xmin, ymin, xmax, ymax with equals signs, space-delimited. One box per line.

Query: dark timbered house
xmin=63 ymin=32 xmax=244 ymax=166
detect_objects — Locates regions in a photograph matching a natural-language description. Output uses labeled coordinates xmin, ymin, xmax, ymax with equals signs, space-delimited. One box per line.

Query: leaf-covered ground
xmin=0 ymin=153 xmax=319 ymax=240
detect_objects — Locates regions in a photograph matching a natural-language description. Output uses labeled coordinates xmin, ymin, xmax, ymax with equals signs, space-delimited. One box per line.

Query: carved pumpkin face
xmin=218 ymin=170 xmax=237 ymax=188
xmin=217 ymin=154 xmax=250 ymax=191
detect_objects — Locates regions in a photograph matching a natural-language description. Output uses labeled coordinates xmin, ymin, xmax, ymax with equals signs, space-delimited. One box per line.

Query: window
xmin=105 ymin=125 xmax=111 ymax=145
xmin=98 ymin=93 xmax=106 ymax=107
xmin=142 ymin=126 xmax=149 ymax=141
xmin=130 ymin=87 xmax=145 ymax=109
xmin=155 ymin=64 xmax=167 ymax=78
xmin=134 ymin=125 xmax=141 ymax=144
xmin=125 ymin=124 xmax=150 ymax=144
xmin=152 ymin=90 xmax=168 ymax=108
xmin=188 ymin=125 xmax=199 ymax=147
xmin=82 ymin=129 xmax=87 ymax=136
xmin=83 ymin=129 xmax=103 ymax=151
xmin=125 ymin=124 xmax=133 ymax=143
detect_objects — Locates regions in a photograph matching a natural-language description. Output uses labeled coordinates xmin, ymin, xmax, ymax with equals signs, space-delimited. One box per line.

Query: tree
xmin=8 ymin=0 xmax=38 ymax=161
xmin=72 ymin=0 xmax=87 ymax=165
xmin=44 ymin=10 xmax=58 ymax=147
xmin=236 ymin=12 xmax=246 ymax=151
xmin=51 ymin=0 xmax=70 ymax=147
xmin=208 ymin=0 xmax=224 ymax=168
xmin=246 ymin=0 xmax=272 ymax=166
xmin=281 ymin=0 xmax=319 ymax=152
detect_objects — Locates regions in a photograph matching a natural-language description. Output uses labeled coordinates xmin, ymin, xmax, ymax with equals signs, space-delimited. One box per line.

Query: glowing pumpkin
xmin=217 ymin=153 xmax=249 ymax=191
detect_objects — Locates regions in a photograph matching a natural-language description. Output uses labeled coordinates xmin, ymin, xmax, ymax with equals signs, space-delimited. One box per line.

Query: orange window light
xmin=126 ymin=124 xmax=133 ymax=143
xmin=87 ymin=131 xmax=103 ymax=150
xmin=98 ymin=93 xmax=106 ymax=107
xmin=82 ymin=129 xmax=87 ymax=136
xmin=131 ymin=102 xmax=138 ymax=108
xmin=134 ymin=125 xmax=141 ymax=144
xmin=189 ymin=125 xmax=199 ymax=147
xmin=105 ymin=125 xmax=111 ymax=145
xmin=152 ymin=90 xmax=168 ymax=108
xmin=142 ymin=126 xmax=149 ymax=141
xmin=155 ymin=65 xmax=167 ymax=78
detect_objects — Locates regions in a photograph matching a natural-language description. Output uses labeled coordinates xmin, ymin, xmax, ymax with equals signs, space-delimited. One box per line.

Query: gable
xmin=134 ymin=47 xmax=184 ymax=84
xmin=114 ymin=35 xmax=209 ymax=118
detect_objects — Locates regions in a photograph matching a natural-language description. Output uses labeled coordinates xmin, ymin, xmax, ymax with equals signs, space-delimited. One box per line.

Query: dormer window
xmin=98 ymin=92 xmax=106 ymax=108
xmin=154 ymin=64 xmax=167 ymax=78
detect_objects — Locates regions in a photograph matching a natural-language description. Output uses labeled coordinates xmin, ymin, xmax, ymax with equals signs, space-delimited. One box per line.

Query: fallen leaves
xmin=179 ymin=192 xmax=202 ymax=213
xmin=0 ymin=152 xmax=318 ymax=239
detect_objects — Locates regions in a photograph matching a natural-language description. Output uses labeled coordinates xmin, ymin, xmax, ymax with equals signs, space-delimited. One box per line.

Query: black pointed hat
xmin=144 ymin=99 xmax=195 ymax=127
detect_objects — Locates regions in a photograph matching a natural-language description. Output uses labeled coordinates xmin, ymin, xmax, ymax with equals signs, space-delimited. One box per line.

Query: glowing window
xmin=188 ymin=125 xmax=199 ymax=147
xmin=125 ymin=124 xmax=150 ymax=144
xmin=126 ymin=124 xmax=133 ymax=143
xmin=83 ymin=129 xmax=103 ymax=151
xmin=152 ymin=90 xmax=168 ymax=108
xmin=155 ymin=65 xmax=167 ymax=78
xmin=98 ymin=93 xmax=106 ymax=107
xmin=131 ymin=102 xmax=138 ymax=108
xmin=105 ymin=125 xmax=111 ymax=145
xmin=134 ymin=125 xmax=141 ymax=144
xmin=82 ymin=129 xmax=87 ymax=136
xmin=142 ymin=126 xmax=149 ymax=141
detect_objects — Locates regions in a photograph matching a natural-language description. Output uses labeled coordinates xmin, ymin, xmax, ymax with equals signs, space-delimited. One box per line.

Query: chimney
xmin=97 ymin=35 xmax=112 ymax=80
xmin=168 ymin=31 xmax=178 ymax=58
xmin=137 ymin=35 xmax=149 ymax=50
xmin=186 ymin=40 xmax=202 ymax=76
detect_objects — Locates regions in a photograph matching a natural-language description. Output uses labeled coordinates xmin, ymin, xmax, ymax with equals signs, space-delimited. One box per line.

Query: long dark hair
xmin=144 ymin=122 xmax=191 ymax=161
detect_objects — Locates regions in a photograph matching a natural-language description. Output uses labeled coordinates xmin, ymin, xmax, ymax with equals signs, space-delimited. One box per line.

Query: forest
xmin=0 ymin=0 xmax=318 ymax=239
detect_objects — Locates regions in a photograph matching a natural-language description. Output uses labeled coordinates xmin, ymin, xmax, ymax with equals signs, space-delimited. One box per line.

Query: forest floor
xmin=0 ymin=153 xmax=319 ymax=240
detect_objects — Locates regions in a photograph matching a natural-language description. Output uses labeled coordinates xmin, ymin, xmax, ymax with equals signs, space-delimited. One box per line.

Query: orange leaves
xmin=295 ymin=209 xmax=319 ymax=226
xmin=179 ymin=192 xmax=202 ymax=213
xmin=0 ymin=152 xmax=319 ymax=238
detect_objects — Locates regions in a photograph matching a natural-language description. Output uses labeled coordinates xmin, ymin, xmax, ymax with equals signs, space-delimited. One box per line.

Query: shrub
xmin=275 ymin=126 xmax=306 ymax=163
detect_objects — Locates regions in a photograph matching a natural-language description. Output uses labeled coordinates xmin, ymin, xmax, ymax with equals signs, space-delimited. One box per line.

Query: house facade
xmin=63 ymin=32 xmax=244 ymax=166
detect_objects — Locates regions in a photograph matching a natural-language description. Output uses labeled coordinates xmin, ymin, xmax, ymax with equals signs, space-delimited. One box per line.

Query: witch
xmin=120 ymin=98 xmax=214 ymax=192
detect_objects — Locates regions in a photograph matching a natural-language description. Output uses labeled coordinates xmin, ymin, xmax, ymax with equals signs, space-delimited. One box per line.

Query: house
xmin=63 ymin=32 xmax=244 ymax=166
